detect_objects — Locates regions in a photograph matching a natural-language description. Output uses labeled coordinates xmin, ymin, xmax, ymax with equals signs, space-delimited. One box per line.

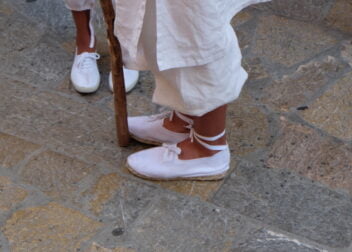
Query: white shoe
xmin=127 ymin=129 xmax=230 ymax=181
xmin=109 ymin=68 xmax=139 ymax=93
xmin=71 ymin=51 xmax=101 ymax=93
xmin=128 ymin=111 xmax=193 ymax=145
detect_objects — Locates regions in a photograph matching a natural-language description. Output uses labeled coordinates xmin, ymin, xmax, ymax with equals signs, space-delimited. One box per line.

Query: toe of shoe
xmin=71 ymin=73 xmax=100 ymax=93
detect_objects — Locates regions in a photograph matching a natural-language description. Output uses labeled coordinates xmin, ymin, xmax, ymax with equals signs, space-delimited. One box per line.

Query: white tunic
xmin=66 ymin=0 xmax=269 ymax=71
xmin=65 ymin=0 xmax=270 ymax=115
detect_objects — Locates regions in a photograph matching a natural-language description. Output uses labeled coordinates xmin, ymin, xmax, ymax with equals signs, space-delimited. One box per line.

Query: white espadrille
xmin=127 ymin=129 xmax=230 ymax=181
xmin=109 ymin=69 xmax=139 ymax=93
xmin=128 ymin=111 xmax=193 ymax=145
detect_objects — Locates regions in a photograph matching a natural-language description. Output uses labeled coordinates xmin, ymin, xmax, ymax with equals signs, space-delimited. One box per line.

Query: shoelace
xmin=76 ymin=52 xmax=100 ymax=71
xmin=162 ymin=143 xmax=182 ymax=161
xmin=162 ymin=129 xmax=227 ymax=161
xmin=147 ymin=111 xmax=194 ymax=130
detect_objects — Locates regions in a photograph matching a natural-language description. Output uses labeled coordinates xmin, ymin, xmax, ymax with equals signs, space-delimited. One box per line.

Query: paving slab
xmin=300 ymin=71 xmax=352 ymax=141
xmin=325 ymin=0 xmax=352 ymax=34
xmin=126 ymin=194 xmax=327 ymax=251
xmin=253 ymin=15 xmax=337 ymax=67
xmin=267 ymin=119 xmax=352 ymax=194
xmin=0 ymin=176 xmax=28 ymax=213
xmin=212 ymin=160 xmax=352 ymax=249
xmin=261 ymin=56 xmax=345 ymax=112
xmin=254 ymin=0 xmax=333 ymax=22
xmin=0 ymin=132 xmax=40 ymax=170
xmin=19 ymin=150 xmax=96 ymax=203
xmin=2 ymin=202 xmax=103 ymax=252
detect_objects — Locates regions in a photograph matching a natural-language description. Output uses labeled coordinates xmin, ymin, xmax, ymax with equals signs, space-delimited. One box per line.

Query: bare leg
xmin=178 ymin=105 xmax=227 ymax=160
xmin=71 ymin=10 xmax=95 ymax=54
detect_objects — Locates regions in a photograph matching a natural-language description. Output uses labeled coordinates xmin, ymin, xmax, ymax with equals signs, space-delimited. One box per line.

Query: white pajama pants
xmin=65 ymin=0 xmax=248 ymax=116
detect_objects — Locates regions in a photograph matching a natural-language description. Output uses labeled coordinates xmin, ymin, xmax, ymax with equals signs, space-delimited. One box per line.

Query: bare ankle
xmin=76 ymin=34 xmax=96 ymax=54
xmin=163 ymin=112 xmax=191 ymax=133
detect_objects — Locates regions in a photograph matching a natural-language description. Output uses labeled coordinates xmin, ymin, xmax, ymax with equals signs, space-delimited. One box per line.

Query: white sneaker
xmin=109 ymin=68 xmax=139 ymax=93
xmin=71 ymin=51 xmax=101 ymax=93
xmin=127 ymin=129 xmax=230 ymax=181
xmin=128 ymin=111 xmax=193 ymax=145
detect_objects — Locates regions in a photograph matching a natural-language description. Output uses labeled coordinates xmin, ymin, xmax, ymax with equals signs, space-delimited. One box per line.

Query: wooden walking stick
xmin=99 ymin=0 xmax=129 ymax=146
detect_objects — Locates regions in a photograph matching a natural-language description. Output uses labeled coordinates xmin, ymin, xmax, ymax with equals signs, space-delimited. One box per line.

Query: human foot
xmin=128 ymin=111 xmax=193 ymax=145
xmin=127 ymin=129 xmax=229 ymax=181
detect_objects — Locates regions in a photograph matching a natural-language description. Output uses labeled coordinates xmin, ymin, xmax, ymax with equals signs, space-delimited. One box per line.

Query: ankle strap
xmin=170 ymin=111 xmax=194 ymax=129
xmin=190 ymin=129 xmax=227 ymax=151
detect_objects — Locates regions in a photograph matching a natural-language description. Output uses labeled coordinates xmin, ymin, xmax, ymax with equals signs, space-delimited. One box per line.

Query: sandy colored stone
xmin=0 ymin=132 xmax=40 ymax=169
xmin=20 ymin=151 xmax=94 ymax=201
xmin=243 ymin=57 xmax=269 ymax=81
xmin=0 ymin=1 xmax=13 ymax=16
xmin=262 ymin=56 xmax=342 ymax=111
xmin=301 ymin=72 xmax=352 ymax=141
xmin=0 ymin=176 xmax=28 ymax=212
xmin=86 ymin=243 xmax=135 ymax=252
xmin=325 ymin=0 xmax=352 ymax=34
xmin=231 ymin=10 xmax=253 ymax=27
xmin=3 ymin=202 xmax=102 ymax=252
xmin=267 ymin=119 xmax=352 ymax=194
xmin=254 ymin=15 xmax=337 ymax=67
xmin=155 ymin=179 xmax=225 ymax=201
xmin=84 ymin=173 xmax=122 ymax=215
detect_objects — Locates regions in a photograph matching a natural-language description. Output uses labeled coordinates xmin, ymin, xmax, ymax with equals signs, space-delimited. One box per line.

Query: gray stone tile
xmin=5 ymin=0 xmax=75 ymax=39
xmin=212 ymin=160 xmax=352 ymax=248
xmin=341 ymin=40 xmax=352 ymax=67
xmin=128 ymin=194 xmax=327 ymax=251
xmin=129 ymin=194 xmax=254 ymax=251
xmin=254 ymin=0 xmax=332 ymax=22
xmin=1 ymin=34 xmax=71 ymax=87
xmin=81 ymin=173 xmax=158 ymax=248
xmin=231 ymin=229 xmax=324 ymax=252
xmin=253 ymin=15 xmax=337 ymax=67
xmin=261 ymin=56 xmax=345 ymax=112
xmin=0 ymin=10 xmax=45 ymax=55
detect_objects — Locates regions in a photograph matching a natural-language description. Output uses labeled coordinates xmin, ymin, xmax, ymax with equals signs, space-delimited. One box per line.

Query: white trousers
xmin=64 ymin=0 xmax=247 ymax=116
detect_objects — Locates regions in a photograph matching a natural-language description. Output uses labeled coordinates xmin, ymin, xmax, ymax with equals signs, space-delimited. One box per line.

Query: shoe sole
xmin=130 ymin=133 xmax=162 ymax=146
xmin=126 ymin=162 xmax=227 ymax=181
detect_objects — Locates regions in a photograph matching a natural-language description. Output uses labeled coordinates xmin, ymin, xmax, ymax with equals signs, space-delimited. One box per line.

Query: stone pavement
xmin=0 ymin=0 xmax=351 ymax=251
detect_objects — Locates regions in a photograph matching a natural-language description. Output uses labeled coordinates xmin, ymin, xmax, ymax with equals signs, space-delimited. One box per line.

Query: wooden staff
xmin=99 ymin=0 xmax=129 ymax=146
